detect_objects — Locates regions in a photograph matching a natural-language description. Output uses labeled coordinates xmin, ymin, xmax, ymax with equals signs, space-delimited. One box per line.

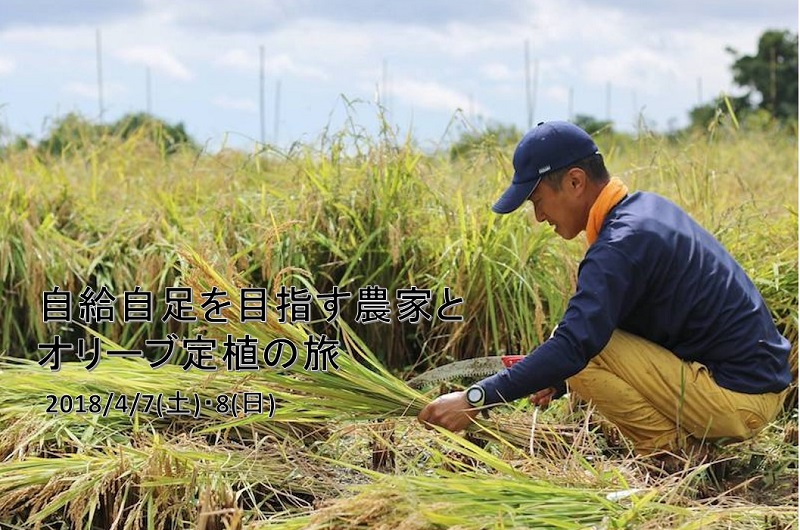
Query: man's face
xmin=527 ymin=173 xmax=585 ymax=240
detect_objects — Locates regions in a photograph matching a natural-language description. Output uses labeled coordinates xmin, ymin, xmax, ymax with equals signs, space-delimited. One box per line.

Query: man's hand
xmin=529 ymin=387 xmax=556 ymax=409
xmin=417 ymin=391 xmax=480 ymax=432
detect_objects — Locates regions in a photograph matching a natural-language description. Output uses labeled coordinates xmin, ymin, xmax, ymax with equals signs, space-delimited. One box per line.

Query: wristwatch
xmin=465 ymin=384 xmax=485 ymax=408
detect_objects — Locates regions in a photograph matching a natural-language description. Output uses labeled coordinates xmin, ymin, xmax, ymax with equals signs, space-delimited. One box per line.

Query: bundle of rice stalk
xmin=0 ymin=333 xmax=519 ymax=457
xmin=0 ymin=404 xmax=132 ymax=460
xmin=0 ymin=353 xmax=361 ymax=445
xmin=181 ymin=249 xmax=558 ymax=450
xmin=248 ymin=469 xmax=671 ymax=530
xmin=251 ymin=468 xmax=800 ymax=530
xmin=181 ymin=248 xmax=433 ymax=421
xmin=0 ymin=430 xmax=343 ymax=530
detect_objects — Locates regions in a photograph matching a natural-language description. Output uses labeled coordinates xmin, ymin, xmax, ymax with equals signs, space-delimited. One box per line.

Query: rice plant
xmin=0 ymin=108 xmax=795 ymax=528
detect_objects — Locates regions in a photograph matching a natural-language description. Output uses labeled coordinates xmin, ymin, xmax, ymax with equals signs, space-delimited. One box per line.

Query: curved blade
xmin=407 ymin=357 xmax=509 ymax=388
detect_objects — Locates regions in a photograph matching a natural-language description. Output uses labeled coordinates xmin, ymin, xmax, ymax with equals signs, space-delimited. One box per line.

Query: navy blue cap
xmin=492 ymin=121 xmax=600 ymax=214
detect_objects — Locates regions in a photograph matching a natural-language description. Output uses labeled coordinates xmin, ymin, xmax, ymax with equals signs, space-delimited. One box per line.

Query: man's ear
xmin=565 ymin=167 xmax=587 ymax=194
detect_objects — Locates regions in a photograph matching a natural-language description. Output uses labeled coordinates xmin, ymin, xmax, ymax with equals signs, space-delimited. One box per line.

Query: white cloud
xmin=64 ymin=82 xmax=101 ymax=99
xmin=264 ymin=20 xmax=374 ymax=65
xmin=544 ymin=86 xmax=569 ymax=104
xmin=585 ymin=48 xmax=680 ymax=92
xmin=1 ymin=26 xmax=95 ymax=50
xmin=217 ymin=49 xmax=327 ymax=80
xmin=667 ymin=29 xmax=759 ymax=95
xmin=267 ymin=54 xmax=327 ymax=81
xmin=391 ymin=78 xmax=486 ymax=115
xmin=117 ymin=46 xmax=192 ymax=80
xmin=63 ymin=81 xmax=125 ymax=99
xmin=480 ymin=62 xmax=516 ymax=82
xmin=211 ymin=95 xmax=257 ymax=112
xmin=139 ymin=0 xmax=525 ymax=34
xmin=401 ymin=22 xmax=524 ymax=59
xmin=528 ymin=0 xmax=632 ymax=49
xmin=216 ymin=49 xmax=251 ymax=70
xmin=0 ymin=57 xmax=15 ymax=75
xmin=141 ymin=0 xmax=291 ymax=33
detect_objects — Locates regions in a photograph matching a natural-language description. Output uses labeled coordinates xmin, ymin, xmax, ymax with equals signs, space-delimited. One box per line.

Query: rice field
xmin=0 ymin=111 xmax=797 ymax=529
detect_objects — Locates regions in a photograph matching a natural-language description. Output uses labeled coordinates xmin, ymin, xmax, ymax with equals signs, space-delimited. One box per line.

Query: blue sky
xmin=0 ymin=0 xmax=796 ymax=151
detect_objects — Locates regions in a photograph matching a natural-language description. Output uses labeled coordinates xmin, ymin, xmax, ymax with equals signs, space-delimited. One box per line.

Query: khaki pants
xmin=567 ymin=330 xmax=786 ymax=454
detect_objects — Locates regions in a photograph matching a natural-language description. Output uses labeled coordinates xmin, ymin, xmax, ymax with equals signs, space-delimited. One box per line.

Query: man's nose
xmin=533 ymin=206 xmax=545 ymax=223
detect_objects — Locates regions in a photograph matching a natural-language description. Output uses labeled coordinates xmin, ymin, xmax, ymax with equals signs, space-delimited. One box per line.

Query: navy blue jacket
xmin=480 ymin=191 xmax=791 ymax=405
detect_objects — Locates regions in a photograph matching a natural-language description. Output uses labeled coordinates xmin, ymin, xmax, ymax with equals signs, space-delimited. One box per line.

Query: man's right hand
xmin=417 ymin=391 xmax=480 ymax=432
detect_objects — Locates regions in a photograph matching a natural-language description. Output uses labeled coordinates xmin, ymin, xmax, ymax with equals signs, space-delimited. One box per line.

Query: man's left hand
xmin=529 ymin=387 xmax=556 ymax=409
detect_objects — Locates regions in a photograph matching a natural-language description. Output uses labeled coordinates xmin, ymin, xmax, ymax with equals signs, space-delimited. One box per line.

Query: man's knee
xmin=713 ymin=391 xmax=785 ymax=442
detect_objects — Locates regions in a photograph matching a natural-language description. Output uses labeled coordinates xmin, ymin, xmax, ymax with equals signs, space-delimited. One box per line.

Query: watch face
xmin=467 ymin=386 xmax=484 ymax=406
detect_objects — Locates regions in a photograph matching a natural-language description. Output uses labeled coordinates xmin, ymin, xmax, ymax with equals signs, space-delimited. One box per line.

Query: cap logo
xmin=538 ymin=165 xmax=551 ymax=174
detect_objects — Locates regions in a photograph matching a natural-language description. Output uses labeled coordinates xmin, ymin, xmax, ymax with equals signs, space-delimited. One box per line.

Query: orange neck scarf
xmin=585 ymin=177 xmax=628 ymax=245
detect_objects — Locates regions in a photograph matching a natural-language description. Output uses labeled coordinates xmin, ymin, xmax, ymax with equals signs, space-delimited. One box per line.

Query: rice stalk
xmin=0 ymin=430 xmax=344 ymax=529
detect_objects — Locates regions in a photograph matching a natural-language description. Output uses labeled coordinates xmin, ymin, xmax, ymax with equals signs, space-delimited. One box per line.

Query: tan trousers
xmin=567 ymin=330 xmax=786 ymax=454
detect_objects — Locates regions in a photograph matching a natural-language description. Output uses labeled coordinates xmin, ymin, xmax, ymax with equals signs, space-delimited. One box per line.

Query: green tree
xmin=727 ymin=29 xmax=798 ymax=120
xmin=37 ymin=113 xmax=101 ymax=156
xmin=111 ymin=112 xmax=195 ymax=154
xmin=37 ymin=112 xmax=196 ymax=157
xmin=690 ymin=29 xmax=798 ymax=128
xmin=688 ymin=94 xmax=751 ymax=130
xmin=449 ymin=122 xmax=522 ymax=160
xmin=571 ymin=114 xmax=613 ymax=135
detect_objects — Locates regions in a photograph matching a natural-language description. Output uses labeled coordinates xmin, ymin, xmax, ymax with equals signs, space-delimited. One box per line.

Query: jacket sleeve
xmin=478 ymin=243 xmax=646 ymax=406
